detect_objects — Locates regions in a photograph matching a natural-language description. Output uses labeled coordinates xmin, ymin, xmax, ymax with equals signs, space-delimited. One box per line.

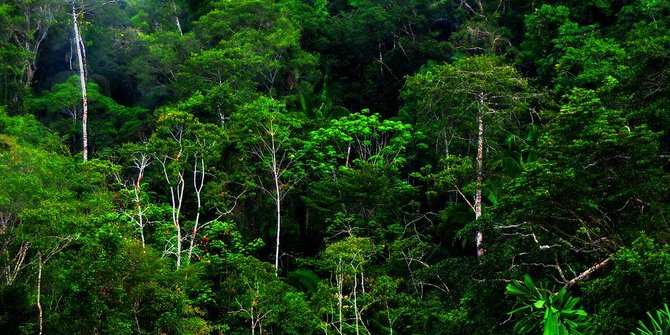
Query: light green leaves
xmin=506 ymin=275 xmax=593 ymax=335
xmin=633 ymin=304 xmax=670 ymax=335
xmin=302 ymin=111 xmax=412 ymax=177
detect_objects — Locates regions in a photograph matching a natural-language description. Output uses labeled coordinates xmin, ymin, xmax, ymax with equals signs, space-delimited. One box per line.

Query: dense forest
xmin=1 ymin=0 xmax=669 ymax=334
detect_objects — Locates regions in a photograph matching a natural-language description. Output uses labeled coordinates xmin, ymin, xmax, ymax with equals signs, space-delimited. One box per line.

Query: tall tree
xmin=231 ymin=97 xmax=303 ymax=273
xmin=3 ymin=0 xmax=60 ymax=87
xmin=148 ymin=108 xmax=224 ymax=268
xmin=0 ymin=1 xmax=63 ymax=108
xmin=402 ymin=56 xmax=535 ymax=257
xmin=70 ymin=0 xmax=89 ymax=160
xmin=495 ymin=88 xmax=664 ymax=279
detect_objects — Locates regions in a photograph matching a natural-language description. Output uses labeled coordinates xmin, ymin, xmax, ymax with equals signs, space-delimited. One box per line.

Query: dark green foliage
xmin=582 ymin=236 xmax=670 ymax=334
xmin=27 ymin=76 xmax=150 ymax=155
xmin=2 ymin=0 xmax=670 ymax=334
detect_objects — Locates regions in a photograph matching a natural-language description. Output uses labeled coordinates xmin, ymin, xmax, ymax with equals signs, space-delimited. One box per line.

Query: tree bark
xmin=187 ymin=157 xmax=205 ymax=264
xmin=475 ymin=104 xmax=485 ymax=257
xmin=567 ymin=258 xmax=611 ymax=287
xmin=159 ymin=154 xmax=185 ymax=269
xmin=170 ymin=1 xmax=183 ymax=35
xmin=37 ymin=253 xmax=43 ymax=335
xmin=272 ymin=133 xmax=282 ymax=274
xmin=71 ymin=2 xmax=89 ymax=161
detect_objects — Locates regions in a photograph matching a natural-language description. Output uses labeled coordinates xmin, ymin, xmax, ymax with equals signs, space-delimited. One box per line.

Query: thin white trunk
xmin=134 ymin=192 xmax=145 ymax=248
xmin=175 ymin=16 xmax=183 ymax=35
xmin=134 ymin=155 xmax=148 ymax=248
xmin=171 ymin=1 xmax=183 ymax=35
xmin=160 ymin=154 xmax=185 ymax=268
xmin=187 ymin=158 xmax=205 ymax=264
xmin=37 ymin=253 xmax=43 ymax=335
xmin=386 ymin=301 xmax=394 ymax=335
xmin=353 ymin=268 xmax=360 ymax=335
xmin=272 ymin=133 xmax=282 ymax=274
xmin=174 ymin=171 xmax=184 ymax=268
xmin=72 ymin=3 xmax=88 ymax=161
xmin=251 ymin=304 xmax=256 ymax=335
xmin=475 ymin=106 xmax=485 ymax=257
xmin=567 ymin=258 xmax=611 ymax=286
xmin=336 ymin=263 xmax=344 ymax=335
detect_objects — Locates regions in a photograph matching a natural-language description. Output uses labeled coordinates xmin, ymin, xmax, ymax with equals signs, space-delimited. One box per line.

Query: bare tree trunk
xmin=173 ymin=171 xmax=185 ymax=268
xmin=37 ymin=253 xmax=43 ymax=335
xmin=475 ymin=105 xmax=485 ymax=257
xmin=133 ymin=152 xmax=150 ymax=248
xmin=475 ymin=0 xmax=484 ymax=14
xmin=352 ymin=267 xmax=360 ymax=335
xmin=272 ymin=135 xmax=282 ymax=274
xmin=118 ymin=151 xmax=151 ymax=249
xmin=567 ymin=258 xmax=611 ymax=286
xmin=71 ymin=2 xmax=89 ymax=161
xmin=170 ymin=1 xmax=183 ymax=35
xmin=12 ymin=3 xmax=54 ymax=88
xmin=336 ymin=262 xmax=344 ymax=335
xmin=385 ymin=301 xmax=394 ymax=335
xmin=187 ymin=157 xmax=205 ymax=264
xmin=159 ymin=154 xmax=185 ymax=268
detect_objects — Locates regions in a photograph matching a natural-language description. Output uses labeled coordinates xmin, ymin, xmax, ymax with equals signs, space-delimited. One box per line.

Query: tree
xmin=148 ymin=108 xmax=224 ymax=268
xmin=126 ymin=0 xmax=187 ymax=34
xmin=117 ymin=143 xmax=152 ymax=248
xmin=300 ymin=111 xmax=416 ymax=241
xmin=518 ymin=5 xmax=631 ymax=96
xmin=69 ymin=0 xmax=90 ymax=160
xmin=214 ymin=255 xmax=319 ymax=334
xmin=306 ymin=0 xmax=452 ymax=116
xmin=321 ymin=236 xmax=376 ymax=335
xmin=490 ymin=87 xmax=664 ymax=302
xmin=231 ymin=97 xmax=304 ymax=273
xmin=0 ymin=0 xmax=62 ymax=108
xmin=27 ymin=76 xmax=149 ymax=155
xmin=402 ymin=55 xmax=534 ymax=257
xmin=169 ymin=0 xmax=318 ymax=123
xmin=302 ymin=111 xmax=413 ymax=177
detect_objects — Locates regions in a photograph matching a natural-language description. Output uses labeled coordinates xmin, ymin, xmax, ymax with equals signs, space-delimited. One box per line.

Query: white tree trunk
xmin=173 ymin=171 xmax=184 ymax=268
xmin=272 ymin=134 xmax=282 ymax=274
xmin=187 ymin=157 xmax=205 ymax=264
xmin=71 ymin=2 xmax=89 ymax=161
xmin=475 ymin=106 xmax=485 ymax=257
xmin=37 ymin=253 xmax=43 ymax=335
xmin=159 ymin=154 xmax=185 ymax=268
xmin=170 ymin=1 xmax=183 ymax=35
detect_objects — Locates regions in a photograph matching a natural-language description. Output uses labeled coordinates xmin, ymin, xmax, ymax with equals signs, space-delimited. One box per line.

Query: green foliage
xmin=633 ymin=304 xmax=670 ymax=335
xmin=45 ymin=223 xmax=212 ymax=335
xmin=518 ymin=5 xmax=573 ymax=83
xmin=212 ymin=255 xmax=320 ymax=334
xmin=506 ymin=274 xmax=593 ymax=335
xmin=302 ymin=111 xmax=413 ymax=177
xmin=172 ymin=0 xmax=319 ymax=116
xmin=582 ymin=236 xmax=670 ymax=334
xmin=402 ymin=55 xmax=534 ymax=156
xmin=519 ymin=4 xmax=632 ymax=96
xmin=3 ymin=0 xmax=670 ymax=334
xmin=27 ymin=76 xmax=150 ymax=155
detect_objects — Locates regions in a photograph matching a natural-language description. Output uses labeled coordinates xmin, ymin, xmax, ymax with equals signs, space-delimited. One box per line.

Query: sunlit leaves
xmin=506 ymin=274 xmax=593 ymax=335
xmin=302 ymin=111 xmax=412 ymax=177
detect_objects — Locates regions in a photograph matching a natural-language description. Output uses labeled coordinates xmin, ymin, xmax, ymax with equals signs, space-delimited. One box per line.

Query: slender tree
xmin=69 ymin=1 xmax=89 ymax=160
xmin=232 ymin=97 xmax=303 ymax=274
xmin=402 ymin=56 xmax=534 ymax=257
